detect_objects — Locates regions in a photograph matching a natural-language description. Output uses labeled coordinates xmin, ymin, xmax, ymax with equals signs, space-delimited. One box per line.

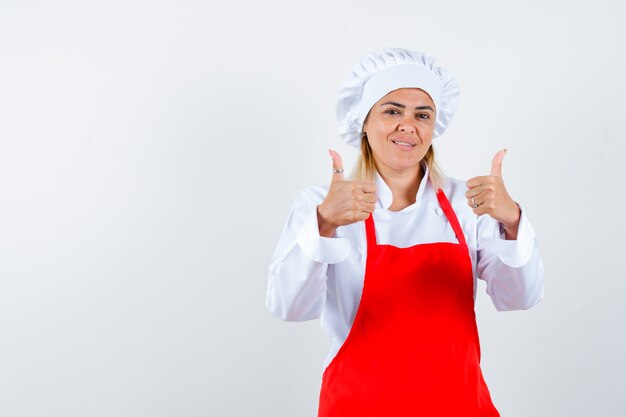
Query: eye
xmin=417 ymin=113 xmax=431 ymax=120
xmin=384 ymin=108 xmax=400 ymax=115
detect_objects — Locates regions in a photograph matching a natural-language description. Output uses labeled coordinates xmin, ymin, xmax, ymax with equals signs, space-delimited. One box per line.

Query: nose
xmin=398 ymin=115 xmax=416 ymax=134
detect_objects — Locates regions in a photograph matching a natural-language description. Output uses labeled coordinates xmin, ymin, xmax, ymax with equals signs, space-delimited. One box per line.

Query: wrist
xmin=498 ymin=200 xmax=519 ymax=223
xmin=317 ymin=205 xmax=338 ymax=237
xmin=501 ymin=203 xmax=521 ymax=230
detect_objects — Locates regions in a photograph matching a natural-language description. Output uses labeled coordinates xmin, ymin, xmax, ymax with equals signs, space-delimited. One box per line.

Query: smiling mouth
xmin=391 ymin=139 xmax=416 ymax=147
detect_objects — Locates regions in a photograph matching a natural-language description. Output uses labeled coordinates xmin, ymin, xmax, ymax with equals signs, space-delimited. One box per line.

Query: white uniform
xmin=266 ymin=168 xmax=544 ymax=367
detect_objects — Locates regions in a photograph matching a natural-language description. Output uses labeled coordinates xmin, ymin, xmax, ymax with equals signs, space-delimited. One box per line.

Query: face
xmin=363 ymin=88 xmax=436 ymax=176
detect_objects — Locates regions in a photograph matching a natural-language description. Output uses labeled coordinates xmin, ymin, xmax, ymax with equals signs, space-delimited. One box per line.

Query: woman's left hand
xmin=465 ymin=149 xmax=520 ymax=226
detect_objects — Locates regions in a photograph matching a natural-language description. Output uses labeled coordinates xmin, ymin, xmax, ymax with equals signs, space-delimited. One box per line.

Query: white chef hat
xmin=336 ymin=48 xmax=460 ymax=148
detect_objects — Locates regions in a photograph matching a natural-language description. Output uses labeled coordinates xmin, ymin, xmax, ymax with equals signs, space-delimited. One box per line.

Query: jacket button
xmin=435 ymin=208 xmax=443 ymax=216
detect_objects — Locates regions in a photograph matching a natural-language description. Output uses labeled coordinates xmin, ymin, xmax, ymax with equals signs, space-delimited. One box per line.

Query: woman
xmin=266 ymin=48 xmax=544 ymax=416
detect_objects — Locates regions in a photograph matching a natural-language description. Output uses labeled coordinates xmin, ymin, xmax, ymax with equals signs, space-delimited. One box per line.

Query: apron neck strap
xmin=436 ymin=188 xmax=468 ymax=247
xmin=365 ymin=213 xmax=377 ymax=249
xmin=364 ymin=189 xmax=468 ymax=248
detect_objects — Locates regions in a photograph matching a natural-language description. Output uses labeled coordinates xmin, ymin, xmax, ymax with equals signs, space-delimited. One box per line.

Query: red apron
xmin=318 ymin=188 xmax=500 ymax=416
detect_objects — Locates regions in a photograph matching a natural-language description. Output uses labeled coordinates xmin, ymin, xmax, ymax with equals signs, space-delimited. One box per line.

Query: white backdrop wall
xmin=1 ymin=1 xmax=624 ymax=416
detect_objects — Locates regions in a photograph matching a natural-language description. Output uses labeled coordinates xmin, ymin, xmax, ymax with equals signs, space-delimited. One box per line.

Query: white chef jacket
xmin=266 ymin=167 xmax=544 ymax=368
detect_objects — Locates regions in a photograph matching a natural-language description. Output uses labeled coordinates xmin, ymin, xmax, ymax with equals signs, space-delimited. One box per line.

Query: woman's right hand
xmin=317 ymin=150 xmax=377 ymax=237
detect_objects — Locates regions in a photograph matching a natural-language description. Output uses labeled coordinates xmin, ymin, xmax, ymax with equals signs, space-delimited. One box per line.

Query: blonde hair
xmin=351 ymin=133 xmax=445 ymax=190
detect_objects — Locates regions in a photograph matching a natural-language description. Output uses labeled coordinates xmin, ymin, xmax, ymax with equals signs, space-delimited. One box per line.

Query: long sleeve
xmin=268 ymin=175 xmax=545 ymax=367
xmin=266 ymin=186 xmax=352 ymax=322
xmin=475 ymin=205 xmax=544 ymax=311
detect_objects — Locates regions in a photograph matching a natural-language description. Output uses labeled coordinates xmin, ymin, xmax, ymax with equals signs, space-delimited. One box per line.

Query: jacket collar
xmin=374 ymin=164 xmax=430 ymax=210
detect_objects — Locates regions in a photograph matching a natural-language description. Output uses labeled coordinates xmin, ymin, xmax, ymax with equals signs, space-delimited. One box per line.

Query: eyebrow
xmin=379 ymin=101 xmax=435 ymax=112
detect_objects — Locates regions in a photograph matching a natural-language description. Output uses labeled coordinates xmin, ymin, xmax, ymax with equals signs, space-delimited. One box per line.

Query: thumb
xmin=490 ymin=149 xmax=507 ymax=177
xmin=328 ymin=149 xmax=345 ymax=181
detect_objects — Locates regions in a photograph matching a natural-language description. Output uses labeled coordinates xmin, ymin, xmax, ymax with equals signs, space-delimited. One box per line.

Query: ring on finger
xmin=471 ymin=196 xmax=479 ymax=209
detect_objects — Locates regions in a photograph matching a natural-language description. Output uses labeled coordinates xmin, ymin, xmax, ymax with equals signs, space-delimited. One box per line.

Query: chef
xmin=266 ymin=47 xmax=544 ymax=416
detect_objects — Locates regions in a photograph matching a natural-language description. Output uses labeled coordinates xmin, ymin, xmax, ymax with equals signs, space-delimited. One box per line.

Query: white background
xmin=1 ymin=0 xmax=624 ymax=416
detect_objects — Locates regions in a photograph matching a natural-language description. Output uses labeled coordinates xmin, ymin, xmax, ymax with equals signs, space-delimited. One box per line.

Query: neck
xmin=378 ymin=165 xmax=424 ymax=211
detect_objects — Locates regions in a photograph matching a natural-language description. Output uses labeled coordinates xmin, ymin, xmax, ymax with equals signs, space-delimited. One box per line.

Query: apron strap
xmin=365 ymin=189 xmax=468 ymax=248
xmin=436 ymin=188 xmax=468 ymax=248
xmin=364 ymin=213 xmax=377 ymax=249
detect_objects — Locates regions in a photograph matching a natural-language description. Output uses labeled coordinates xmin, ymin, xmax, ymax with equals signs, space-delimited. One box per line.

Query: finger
xmin=358 ymin=180 xmax=377 ymax=194
xmin=465 ymin=187 xmax=480 ymax=199
xmin=358 ymin=202 xmax=376 ymax=213
xmin=467 ymin=189 xmax=487 ymax=208
xmin=354 ymin=211 xmax=371 ymax=222
xmin=328 ymin=149 xmax=345 ymax=180
xmin=465 ymin=185 xmax=490 ymax=200
xmin=467 ymin=196 xmax=480 ymax=210
xmin=490 ymin=149 xmax=507 ymax=177
xmin=363 ymin=193 xmax=378 ymax=204
xmin=471 ymin=206 xmax=486 ymax=216
xmin=469 ymin=195 xmax=491 ymax=214
xmin=466 ymin=176 xmax=486 ymax=189
xmin=354 ymin=190 xmax=376 ymax=203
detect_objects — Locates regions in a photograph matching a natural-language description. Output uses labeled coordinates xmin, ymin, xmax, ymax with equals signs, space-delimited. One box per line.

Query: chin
xmin=389 ymin=160 xmax=422 ymax=173
xmin=396 ymin=154 xmax=422 ymax=166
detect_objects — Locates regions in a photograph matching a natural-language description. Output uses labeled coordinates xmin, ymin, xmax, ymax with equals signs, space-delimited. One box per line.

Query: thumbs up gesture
xmin=317 ymin=150 xmax=377 ymax=237
xmin=465 ymin=149 xmax=520 ymax=227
